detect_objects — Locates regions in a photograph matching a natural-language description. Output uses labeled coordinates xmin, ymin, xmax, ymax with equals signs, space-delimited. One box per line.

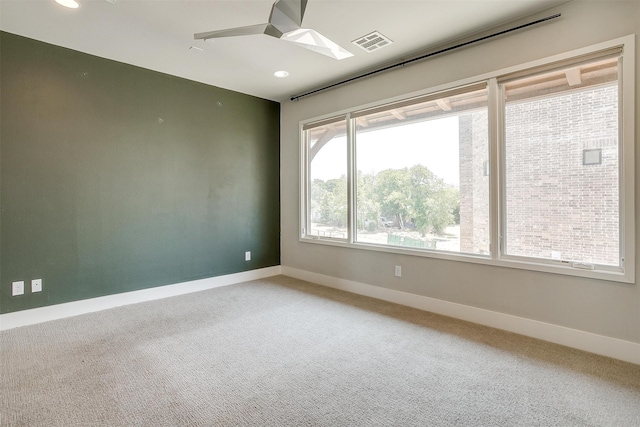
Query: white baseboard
xmin=4 ymin=265 xmax=638 ymax=364
xmin=281 ymin=266 xmax=640 ymax=365
xmin=0 ymin=266 xmax=282 ymax=331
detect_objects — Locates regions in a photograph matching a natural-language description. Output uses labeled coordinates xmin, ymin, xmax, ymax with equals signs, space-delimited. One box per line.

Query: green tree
xmin=356 ymin=171 xmax=380 ymax=230
xmin=371 ymin=165 xmax=459 ymax=235
xmin=311 ymin=165 xmax=459 ymax=236
xmin=407 ymin=165 xmax=459 ymax=235
xmin=373 ymin=168 xmax=412 ymax=228
xmin=310 ymin=178 xmax=327 ymax=222
xmin=311 ymin=177 xmax=347 ymax=227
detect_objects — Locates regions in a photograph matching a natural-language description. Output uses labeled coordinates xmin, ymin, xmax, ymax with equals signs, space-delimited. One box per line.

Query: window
xmin=303 ymin=116 xmax=348 ymax=240
xmin=300 ymin=36 xmax=634 ymax=283
xmin=353 ymin=84 xmax=489 ymax=254
xmin=501 ymin=53 xmax=621 ymax=270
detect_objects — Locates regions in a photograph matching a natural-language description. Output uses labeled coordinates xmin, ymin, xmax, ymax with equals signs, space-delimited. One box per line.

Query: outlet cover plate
xmin=394 ymin=265 xmax=402 ymax=277
xmin=32 ymin=279 xmax=42 ymax=293
xmin=12 ymin=281 xmax=25 ymax=296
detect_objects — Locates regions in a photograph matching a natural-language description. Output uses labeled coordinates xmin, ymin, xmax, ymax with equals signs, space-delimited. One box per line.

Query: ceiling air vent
xmin=352 ymin=31 xmax=393 ymax=53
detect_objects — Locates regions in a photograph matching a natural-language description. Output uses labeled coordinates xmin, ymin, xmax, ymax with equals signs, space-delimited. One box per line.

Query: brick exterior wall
xmin=459 ymin=84 xmax=619 ymax=265
xmin=459 ymin=112 xmax=490 ymax=255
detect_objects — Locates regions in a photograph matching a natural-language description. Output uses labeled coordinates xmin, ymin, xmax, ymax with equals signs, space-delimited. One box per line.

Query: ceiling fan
xmin=194 ymin=0 xmax=353 ymax=60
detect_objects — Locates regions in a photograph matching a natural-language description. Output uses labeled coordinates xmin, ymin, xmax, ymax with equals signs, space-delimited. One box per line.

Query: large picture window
xmin=353 ymin=85 xmax=489 ymax=255
xmin=300 ymin=37 xmax=634 ymax=283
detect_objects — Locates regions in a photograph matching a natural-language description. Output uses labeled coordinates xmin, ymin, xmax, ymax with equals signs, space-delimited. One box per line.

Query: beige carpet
xmin=1 ymin=275 xmax=639 ymax=426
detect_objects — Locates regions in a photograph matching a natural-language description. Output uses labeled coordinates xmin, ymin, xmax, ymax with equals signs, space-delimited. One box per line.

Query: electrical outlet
xmin=245 ymin=251 xmax=251 ymax=261
xmin=12 ymin=281 xmax=25 ymax=296
xmin=32 ymin=279 xmax=42 ymax=293
xmin=394 ymin=265 xmax=402 ymax=277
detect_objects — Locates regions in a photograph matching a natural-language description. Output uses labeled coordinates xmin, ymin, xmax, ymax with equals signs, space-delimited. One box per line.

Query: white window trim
xmin=299 ymin=35 xmax=635 ymax=284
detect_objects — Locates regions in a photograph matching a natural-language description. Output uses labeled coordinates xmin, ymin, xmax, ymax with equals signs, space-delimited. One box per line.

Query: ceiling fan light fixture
xmin=55 ymin=0 xmax=79 ymax=8
xmin=281 ymin=28 xmax=353 ymax=60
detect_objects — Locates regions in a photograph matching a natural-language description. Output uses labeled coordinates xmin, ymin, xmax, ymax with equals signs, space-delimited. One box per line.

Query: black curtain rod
xmin=290 ymin=13 xmax=561 ymax=101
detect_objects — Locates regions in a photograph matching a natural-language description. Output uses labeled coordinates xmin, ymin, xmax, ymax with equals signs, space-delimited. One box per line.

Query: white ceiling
xmin=0 ymin=0 xmax=567 ymax=102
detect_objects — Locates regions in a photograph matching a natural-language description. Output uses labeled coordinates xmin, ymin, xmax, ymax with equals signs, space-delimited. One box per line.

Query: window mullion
xmin=300 ymin=127 xmax=309 ymax=238
xmin=619 ymin=50 xmax=635 ymax=281
xmin=488 ymin=78 xmax=501 ymax=260
xmin=347 ymin=113 xmax=356 ymax=243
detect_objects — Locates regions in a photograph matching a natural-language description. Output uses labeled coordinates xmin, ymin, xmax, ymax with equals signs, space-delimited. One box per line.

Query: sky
xmin=311 ymin=116 xmax=461 ymax=186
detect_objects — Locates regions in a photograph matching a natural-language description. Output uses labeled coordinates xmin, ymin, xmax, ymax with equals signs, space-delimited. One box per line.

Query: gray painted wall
xmin=280 ymin=1 xmax=640 ymax=343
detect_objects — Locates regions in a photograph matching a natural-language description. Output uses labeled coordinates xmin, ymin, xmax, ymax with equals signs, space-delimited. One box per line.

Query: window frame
xmin=302 ymin=115 xmax=350 ymax=241
xmin=350 ymin=83 xmax=490 ymax=255
xmin=497 ymin=53 xmax=623 ymax=274
xmin=299 ymin=35 xmax=635 ymax=284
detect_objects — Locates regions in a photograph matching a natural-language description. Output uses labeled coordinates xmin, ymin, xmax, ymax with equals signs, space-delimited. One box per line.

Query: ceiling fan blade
xmin=280 ymin=28 xmax=353 ymax=60
xmin=194 ymin=0 xmax=351 ymax=60
xmin=195 ymin=23 xmax=282 ymax=41
xmin=269 ymin=0 xmax=308 ymax=33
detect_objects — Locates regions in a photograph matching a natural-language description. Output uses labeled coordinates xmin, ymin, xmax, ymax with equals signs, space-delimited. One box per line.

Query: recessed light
xmin=274 ymin=71 xmax=289 ymax=78
xmin=55 ymin=0 xmax=79 ymax=8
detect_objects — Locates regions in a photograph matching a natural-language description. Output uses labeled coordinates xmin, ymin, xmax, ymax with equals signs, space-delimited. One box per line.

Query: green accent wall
xmin=0 ymin=32 xmax=281 ymax=314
